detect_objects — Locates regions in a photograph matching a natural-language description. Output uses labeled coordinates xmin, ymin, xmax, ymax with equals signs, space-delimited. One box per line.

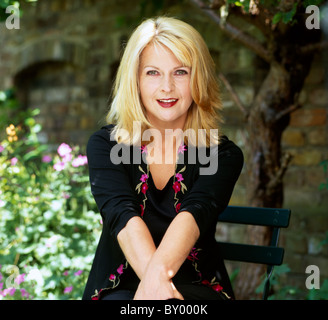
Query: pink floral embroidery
xmin=117 ymin=264 xmax=124 ymax=275
xmin=91 ymin=261 xmax=128 ymax=300
xmin=201 ymin=279 xmax=224 ymax=293
xmin=200 ymin=277 xmax=231 ymax=298
xmin=136 ymin=164 xmax=149 ymax=216
xmin=212 ymin=283 xmax=224 ymax=292
xmin=141 ymin=183 xmax=148 ymax=194
xmin=178 ymin=144 xmax=187 ymax=154
xmin=187 ymin=247 xmax=199 ymax=261
xmin=140 ymin=145 xmax=147 ymax=154
xmin=173 ymin=165 xmax=187 ymax=211
xmin=173 ymin=181 xmax=181 ymax=193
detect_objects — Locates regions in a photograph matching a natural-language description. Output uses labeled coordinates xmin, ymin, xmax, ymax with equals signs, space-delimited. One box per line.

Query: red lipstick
xmin=156 ymin=99 xmax=178 ymax=108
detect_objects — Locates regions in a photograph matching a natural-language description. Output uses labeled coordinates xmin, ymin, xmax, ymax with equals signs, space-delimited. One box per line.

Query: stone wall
xmin=0 ymin=0 xmax=327 ymax=298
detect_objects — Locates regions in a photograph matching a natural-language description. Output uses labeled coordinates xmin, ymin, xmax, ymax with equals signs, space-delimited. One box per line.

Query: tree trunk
xmin=234 ymin=62 xmax=291 ymax=299
xmin=234 ymin=27 xmax=320 ymax=298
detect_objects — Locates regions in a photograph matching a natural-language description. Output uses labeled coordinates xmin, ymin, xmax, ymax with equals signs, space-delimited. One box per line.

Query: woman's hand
xmin=133 ymin=263 xmax=184 ymax=300
xmin=133 ymin=211 xmax=199 ymax=300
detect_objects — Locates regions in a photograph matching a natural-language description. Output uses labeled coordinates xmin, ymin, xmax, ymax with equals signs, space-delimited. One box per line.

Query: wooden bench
xmin=217 ymin=205 xmax=291 ymax=300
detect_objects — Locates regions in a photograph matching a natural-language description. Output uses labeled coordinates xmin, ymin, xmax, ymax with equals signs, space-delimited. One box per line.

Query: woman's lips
xmin=156 ymin=99 xmax=178 ymax=108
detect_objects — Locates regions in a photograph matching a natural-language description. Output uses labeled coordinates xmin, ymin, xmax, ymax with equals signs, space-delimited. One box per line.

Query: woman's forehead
xmin=139 ymin=42 xmax=191 ymax=69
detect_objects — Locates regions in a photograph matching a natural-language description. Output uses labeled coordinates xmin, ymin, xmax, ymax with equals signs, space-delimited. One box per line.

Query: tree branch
xmin=189 ymin=0 xmax=271 ymax=63
xmin=266 ymin=152 xmax=292 ymax=194
xmin=218 ymin=72 xmax=249 ymax=120
xmin=275 ymin=103 xmax=301 ymax=122
xmin=300 ymin=40 xmax=328 ymax=55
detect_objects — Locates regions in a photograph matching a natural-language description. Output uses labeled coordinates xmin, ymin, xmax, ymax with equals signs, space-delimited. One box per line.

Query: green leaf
xmin=282 ymin=3 xmax=297 ymax=24
xmin=272 ymin=12 xmax=282 ymax=24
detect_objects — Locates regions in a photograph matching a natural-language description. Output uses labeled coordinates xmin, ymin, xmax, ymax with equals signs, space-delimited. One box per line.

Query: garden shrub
xmin=0 ymin=107 xmax=100 ymax=300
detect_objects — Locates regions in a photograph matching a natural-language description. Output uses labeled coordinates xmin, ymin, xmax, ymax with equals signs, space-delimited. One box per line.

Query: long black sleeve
xmin=87 ymin=128 xmax=140 ymax=239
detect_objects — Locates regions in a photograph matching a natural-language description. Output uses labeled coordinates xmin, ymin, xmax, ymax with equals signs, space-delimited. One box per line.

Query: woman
xmin=82 ymin=17 xmax=243 ymax=300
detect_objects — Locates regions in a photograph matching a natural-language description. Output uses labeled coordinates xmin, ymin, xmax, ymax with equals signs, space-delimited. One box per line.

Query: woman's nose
xmin=161 ymin=75 xmax=174 ymax=92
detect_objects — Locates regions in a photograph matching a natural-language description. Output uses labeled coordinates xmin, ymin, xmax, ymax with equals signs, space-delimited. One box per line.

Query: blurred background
xmin=0 ymin=0 xmax=327 ymax=300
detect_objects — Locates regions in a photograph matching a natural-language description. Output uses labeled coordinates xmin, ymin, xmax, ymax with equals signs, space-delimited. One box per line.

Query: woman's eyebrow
xmin=143 ymin=65 xmax=160 ymax=69
xmin=143 ymin=65 xmax=188 ymax=70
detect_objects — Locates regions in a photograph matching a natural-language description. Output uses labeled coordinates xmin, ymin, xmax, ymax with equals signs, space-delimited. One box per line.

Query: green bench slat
xmin=216 ymin=242 xmax=285 ymax=265
xmin=218 ymin=206 xmax=291 ymax=228
xmin=215 ymin=205 xmax=291 ymax=299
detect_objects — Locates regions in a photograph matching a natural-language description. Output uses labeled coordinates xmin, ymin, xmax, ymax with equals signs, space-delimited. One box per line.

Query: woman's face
xmin=138 ymin=44 xmax=193 ymax=130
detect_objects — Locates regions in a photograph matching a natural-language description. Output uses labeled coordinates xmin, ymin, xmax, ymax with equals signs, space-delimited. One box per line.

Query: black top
xmin=82 ymin=125 xmax=244 ymax=300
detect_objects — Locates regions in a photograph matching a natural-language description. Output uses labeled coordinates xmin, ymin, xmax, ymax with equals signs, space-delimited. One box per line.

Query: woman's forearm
xmin=117 ymin=216 xmax=156 ymax=280
xmin=117 ymin=211 xmax=199 ymax=286
xmin=149 ymin=211 xmax=200 ymax=280
xmin=133 ymin=211 xmax=200 ymax=300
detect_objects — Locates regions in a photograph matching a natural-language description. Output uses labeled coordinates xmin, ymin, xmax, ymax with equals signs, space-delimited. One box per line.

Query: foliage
xmin=202 ymin=0 xmax=327 ymax=27
xmin=319 ymin=160 xmax=328 ymax=191
xmin=0 ymin=0 xmax=19 ymax=22
xmin=255 ymin=264 xmax=299 ymax=299
xmin=0 ymin=102 xmax=100 ymax=299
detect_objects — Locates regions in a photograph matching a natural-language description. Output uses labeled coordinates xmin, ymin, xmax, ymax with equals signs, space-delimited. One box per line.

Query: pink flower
xmin=57 ymin=143 xmax=72 ymax=157
xmin=141 ymin=183 xmax=148 ymax=194
xmin=72 ymin=155 xmax=88 ymax=167
xmin=0 ymin=145 xmax=4 ymax=152
xmin=140 ymin=145 xmax=147 ymax=154
xmin=20 ymin=288 xmax=29 ymax=298
xmin=63 ymin=271 xmax=69 ymax=276
xmin=53 ymin=161 xmax=66 ymax=171
xmin=109 ymin=274 xmax=116 ymax=281
xmin=117 ymin=264 xmax=124 ymax=275
xmin=175 ymin=173 xmax=184 ymax=182
xmin=10 ymin=157 xmax=18 ymax=166
xmin=74 ymin=270 xmax=83 ymax=276
xmin=61 ymin=153 xmax=72 ymax=163
xmin=140 ymin=173 xmax=148 ymax=182
xmin=175 ymin=203 xmax=181 ymax=213
xmin=15 ymin=273 xmax=25 ymax=285
xmin=140 ymin=204 xmax=144 ymax=217
xmin=64 ymin=286 xmax=73 ymax=294
xmin=178 ymin=144 xmax=187 ymax=154
xmin=172 ymin=181 xmax=181 ymax=193
xmin=3 ymin=287 xmax=16 ymax=296
xmin=42 ymin=155 xmax=52 ymax=163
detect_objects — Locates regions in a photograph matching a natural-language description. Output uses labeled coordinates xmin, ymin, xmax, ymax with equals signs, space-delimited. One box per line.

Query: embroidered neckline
xmin=136 ymin=143 xmax=187 ymax=216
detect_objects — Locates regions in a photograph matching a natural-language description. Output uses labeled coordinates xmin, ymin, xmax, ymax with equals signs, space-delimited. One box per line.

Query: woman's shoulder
xmin=86 ymin=124 xmax=119 ymax=160
xmin=217 ymin=135 xmax=243 ymax=156
xmin=88 ymin=124 xmax=116 ymax=144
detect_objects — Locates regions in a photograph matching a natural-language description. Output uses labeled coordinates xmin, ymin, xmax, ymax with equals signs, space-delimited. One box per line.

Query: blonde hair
xmin=106 ymin=16 xmax=223 ymax=146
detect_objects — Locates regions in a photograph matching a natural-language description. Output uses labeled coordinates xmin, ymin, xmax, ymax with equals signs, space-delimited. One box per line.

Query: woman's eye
xmin=175 ymin=69 xmax=188 ymax=75
xmin=146 ymin=70 xmax=159 ymax=75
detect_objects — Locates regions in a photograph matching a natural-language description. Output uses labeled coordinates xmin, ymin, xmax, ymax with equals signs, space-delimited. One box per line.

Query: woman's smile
xmin=156 ymin=98 xmax=179 ymax=108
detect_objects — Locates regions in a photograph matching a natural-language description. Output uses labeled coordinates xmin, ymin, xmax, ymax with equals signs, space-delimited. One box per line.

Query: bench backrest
xmin=217 ymin=205 xmax=291 ymax=299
